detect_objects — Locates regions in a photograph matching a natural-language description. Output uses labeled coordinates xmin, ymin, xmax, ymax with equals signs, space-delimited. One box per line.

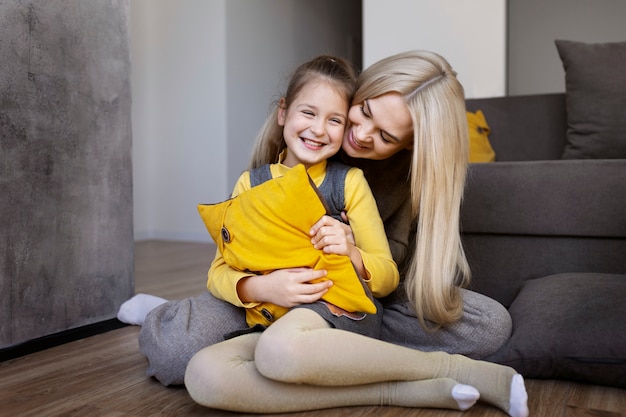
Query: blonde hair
xmin=356 ymin=50 xmax=471 ymax=329
xmin=248 ymin=55 xmax=356 ymax=170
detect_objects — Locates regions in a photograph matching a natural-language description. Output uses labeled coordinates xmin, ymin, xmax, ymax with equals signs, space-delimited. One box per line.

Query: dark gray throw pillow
xmin=485 ymin=273 xmax=626 ymax=388
xmin=555 ymin=40 xmax=626 ymax=159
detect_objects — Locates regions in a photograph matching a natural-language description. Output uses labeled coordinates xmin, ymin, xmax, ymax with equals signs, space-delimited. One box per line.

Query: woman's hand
xmin=310 ymin=214 xmax=355 ymax=256
xmin=237 ymin=268 xmax=331 ymax=308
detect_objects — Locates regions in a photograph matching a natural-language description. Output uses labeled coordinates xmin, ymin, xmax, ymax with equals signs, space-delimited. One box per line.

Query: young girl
xmin=184 ymin=52 xmax=528 ymax=417
xmin=204 ymin=55 xmax=399 ymax=336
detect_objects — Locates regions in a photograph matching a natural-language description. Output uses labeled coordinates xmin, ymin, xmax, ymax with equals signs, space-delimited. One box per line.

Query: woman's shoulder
xmin=335 ymin=150 xmax=411 ymax=182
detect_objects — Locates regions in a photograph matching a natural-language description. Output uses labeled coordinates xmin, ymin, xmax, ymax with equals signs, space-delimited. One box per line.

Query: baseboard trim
xmin=0 ymin=319 xmax=128 ymax=362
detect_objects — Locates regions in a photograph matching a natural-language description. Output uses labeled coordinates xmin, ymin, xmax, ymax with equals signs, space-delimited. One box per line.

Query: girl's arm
xmin=208 ymin=248 xmax=331 ymax=308
xmin=206 ymin=251 xmax=256 ymax=308
xmin=206 ymin=172 xmax=259 ymax=308
xmin=207 ymin=171 xmax=331 ymax=308
xmin=311 ymin=167 xmax=399 ymax=297
xmin=346 ymin=150 xmax=413 ymax=268
xmin=310 ymin=215 xmax=364 ymax=277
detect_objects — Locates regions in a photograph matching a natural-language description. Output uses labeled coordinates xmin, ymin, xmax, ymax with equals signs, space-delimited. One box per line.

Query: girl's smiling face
xmin=279 ymin=79 xmax=349 ymax=169
xmin=342 ymin=92 xmax=414 ymax=160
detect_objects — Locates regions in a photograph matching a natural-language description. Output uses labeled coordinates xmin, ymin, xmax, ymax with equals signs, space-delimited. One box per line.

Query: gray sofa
xmin=462 ymin=92 xmax=626 ymax=388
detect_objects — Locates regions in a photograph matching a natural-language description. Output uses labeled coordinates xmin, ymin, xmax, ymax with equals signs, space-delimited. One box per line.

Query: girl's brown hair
xmin=248 ymin=55 xmax=356 ymax=170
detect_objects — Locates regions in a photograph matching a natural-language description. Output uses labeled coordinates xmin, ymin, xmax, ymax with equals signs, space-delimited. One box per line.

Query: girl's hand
xmin=237 ymin=268 xmax=331 ymax=308
xmin=310 ymin=214 xmax=355 ymax=256
xmin=310 ymin=213 xmax=366 ymax=278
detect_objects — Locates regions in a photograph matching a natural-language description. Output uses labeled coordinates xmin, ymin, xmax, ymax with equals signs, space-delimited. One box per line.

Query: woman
xmin=125 ymin=50 xmax=512 ymax=388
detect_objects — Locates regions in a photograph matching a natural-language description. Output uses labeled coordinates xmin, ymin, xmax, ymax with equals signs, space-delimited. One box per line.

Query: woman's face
xmin=342 ymin=92 xmax=413 ymax=160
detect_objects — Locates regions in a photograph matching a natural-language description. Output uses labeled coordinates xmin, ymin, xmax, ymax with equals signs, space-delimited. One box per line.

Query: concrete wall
xmin=0 ymin=0 xmax=133 ymax=347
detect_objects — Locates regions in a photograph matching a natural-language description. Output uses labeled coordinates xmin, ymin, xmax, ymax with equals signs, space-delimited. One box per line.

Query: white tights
xmin=185 ymin=308 xmax=528 ymax=416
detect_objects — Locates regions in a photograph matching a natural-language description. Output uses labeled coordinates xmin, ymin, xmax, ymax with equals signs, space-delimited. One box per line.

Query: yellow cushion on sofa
xmin=467 ymin=110 xmax=496 ymax=162
xmin=198 ymin=164 xmax=376 ymax=327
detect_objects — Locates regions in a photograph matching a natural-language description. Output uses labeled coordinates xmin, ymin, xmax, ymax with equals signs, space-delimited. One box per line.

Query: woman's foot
xmin=451 ymin=384 xmax=480 ymax=410
xmin=117 ymin=293 xmax=167 ymax=325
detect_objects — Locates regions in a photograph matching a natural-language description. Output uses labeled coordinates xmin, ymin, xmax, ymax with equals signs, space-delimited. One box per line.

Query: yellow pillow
xmin=198 ymin=164 xmax=376 ymax=327
xmin=467 ymin=110 xmax=496 ymax=163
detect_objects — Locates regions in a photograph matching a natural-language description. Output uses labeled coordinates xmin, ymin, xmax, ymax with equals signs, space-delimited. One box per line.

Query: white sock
xmin=509 ymin=374 xmax=529 ymax=417
xmin=117 ymin=293 xmax=167 ymax=325
xmin=451 ymin=384 xmax=480 ymax=410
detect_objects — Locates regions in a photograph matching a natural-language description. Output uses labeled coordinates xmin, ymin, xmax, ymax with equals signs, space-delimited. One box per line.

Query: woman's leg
xmin=139 ymin=291 xmax=246 ymax=386
xmin=381 ymin=288 xmax=512 ymax=358
xmin=185 ymin=322 xmax=479 ymax=413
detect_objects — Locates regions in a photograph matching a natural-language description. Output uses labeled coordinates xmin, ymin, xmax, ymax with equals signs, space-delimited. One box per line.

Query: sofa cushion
xmin=465 ymin=93 xmax=567 ymax=161
xmin=486 ymin=273 xmax=626 ymax=388
xmin=467 ymin=110 xmax=495 ymax=163
xmin=555 ymin=40 xmax=626 ymax=159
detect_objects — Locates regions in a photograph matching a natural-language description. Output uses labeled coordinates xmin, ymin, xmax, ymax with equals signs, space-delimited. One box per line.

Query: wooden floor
xmin=0 ymin=240 xmax=624 ymax=417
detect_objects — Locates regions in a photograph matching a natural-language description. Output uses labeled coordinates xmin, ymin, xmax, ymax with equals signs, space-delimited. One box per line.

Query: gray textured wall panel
xmin=0 ymin=0 xmax=133 ymax=347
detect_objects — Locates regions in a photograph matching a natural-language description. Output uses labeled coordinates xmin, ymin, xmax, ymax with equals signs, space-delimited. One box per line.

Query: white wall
xmin=225 ymin=0 xmax=362 ymax=191
xmin=131 ymin=0 xmax=228 ymax=241
xmin=131 ymin=0 xmax=360 ymax=242
xmin=363 ymin=0 xmax=507 ymax=99
xmin=507 ymin=0 xmax=626 ymax=95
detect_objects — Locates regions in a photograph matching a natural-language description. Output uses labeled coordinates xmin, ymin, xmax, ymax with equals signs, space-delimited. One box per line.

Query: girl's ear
xmin=277 ymin=97 xmax=287 ymax=126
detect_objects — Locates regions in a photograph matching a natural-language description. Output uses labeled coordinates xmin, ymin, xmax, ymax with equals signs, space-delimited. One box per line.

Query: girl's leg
xmin=139 ymin=291 xmax=246 ymax=386
xmin=254 ymin=309 xmax=527 ymax=417
xmin=381 ymin=288 xmax=512 ymax=358
xmin=185 ymin=328 xmax=479 ymax=413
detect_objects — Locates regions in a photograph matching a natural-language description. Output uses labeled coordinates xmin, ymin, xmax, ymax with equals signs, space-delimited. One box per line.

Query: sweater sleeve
xmin=205 ymin=171 xmax=261 ymax=309
xmin=338 ymin=149 xmax=413 ymax=269
xmin=344 ymin=167 xmax=400 ymax=297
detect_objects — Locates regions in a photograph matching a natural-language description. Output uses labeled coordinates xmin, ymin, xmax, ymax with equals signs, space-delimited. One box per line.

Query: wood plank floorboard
xmin=0 ymin=240 xmax=623 ymax=416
